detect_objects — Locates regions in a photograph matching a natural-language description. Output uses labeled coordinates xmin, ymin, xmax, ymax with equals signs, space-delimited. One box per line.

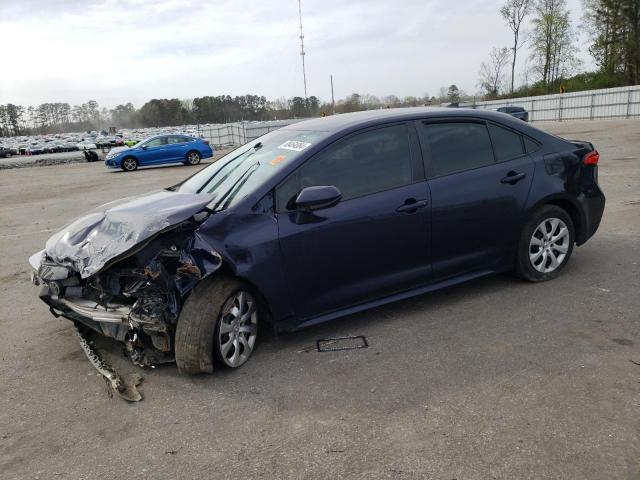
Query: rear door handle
xmin=396 ymin=199 xmax=428 ymax=213
xmin=501 ymin=171 xmax=526 ymax=184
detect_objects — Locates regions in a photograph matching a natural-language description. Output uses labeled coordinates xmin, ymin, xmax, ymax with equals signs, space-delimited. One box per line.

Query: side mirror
xmin=294 ymin=186 xmax=342 ymax=211
xmin=141 ymin=145 xmax=148 ymax=150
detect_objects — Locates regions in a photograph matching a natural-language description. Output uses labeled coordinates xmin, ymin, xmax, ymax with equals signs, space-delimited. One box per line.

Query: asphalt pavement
xmin=0 ymin=119 xmax=639 ymax=479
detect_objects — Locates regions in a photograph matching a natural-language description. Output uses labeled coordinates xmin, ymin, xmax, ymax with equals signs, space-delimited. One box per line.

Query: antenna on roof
xmin=298 ymin=0 xmax=307 ymax=99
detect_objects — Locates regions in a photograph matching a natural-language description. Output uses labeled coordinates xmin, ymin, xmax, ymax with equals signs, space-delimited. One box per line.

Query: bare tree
xmin=478 ymin=47 xmax=511 ymax=97
xmin=501 ymin=0 xmax=531 ymax=93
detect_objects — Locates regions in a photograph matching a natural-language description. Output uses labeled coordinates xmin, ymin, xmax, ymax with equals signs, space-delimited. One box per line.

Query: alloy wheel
xmin=187 ymin=152 xmax=201 ymax=165
xmin=122 ymin=158 xmax=137 ymax=171
xmin=529 ymin=217 xmax=570 ymax=273
xmin=217 ymin=291 xmax=258 ymax=368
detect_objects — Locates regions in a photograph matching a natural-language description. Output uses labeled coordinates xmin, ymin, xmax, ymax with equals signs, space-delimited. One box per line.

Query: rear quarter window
xmin=524 ymin=136 xmax=541 ymax=154
xmin=488 ymin=123 xmax=524 ymax=161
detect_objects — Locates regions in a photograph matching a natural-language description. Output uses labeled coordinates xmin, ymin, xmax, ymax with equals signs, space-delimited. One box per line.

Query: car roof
xmin=143 ymin=133 xmax=195 ymax=140
xmin=282 ymin=107 xmax=526 ymax=133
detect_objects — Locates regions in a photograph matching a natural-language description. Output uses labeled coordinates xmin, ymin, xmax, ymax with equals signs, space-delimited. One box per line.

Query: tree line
xmin=7 ymin=0 xmax=634 ymax=136
xmin=478 ymin=0 xmax=640 ymax=99
xmin=0 ymin=89 xmax=469 ymax=137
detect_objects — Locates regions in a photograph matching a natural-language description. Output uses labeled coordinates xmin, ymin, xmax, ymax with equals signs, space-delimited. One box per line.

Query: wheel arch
xmin=207 ymin=263 xmax=275 ymax=330
xmin=526 ymin=194 xmax=585 ymax=244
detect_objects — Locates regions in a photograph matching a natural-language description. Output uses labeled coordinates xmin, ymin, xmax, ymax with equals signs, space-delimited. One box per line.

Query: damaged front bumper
xmin=29 ymin=195 xmax=224 ymax=368
xmin=30 ymin=250 xmax=132 ymax=340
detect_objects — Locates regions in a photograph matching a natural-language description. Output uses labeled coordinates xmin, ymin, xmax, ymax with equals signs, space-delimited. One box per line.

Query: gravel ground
xmin=0 ymin=119 xmax=639 ymax=479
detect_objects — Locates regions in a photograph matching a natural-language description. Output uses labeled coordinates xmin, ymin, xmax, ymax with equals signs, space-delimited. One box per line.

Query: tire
xmin=175 ymin=276 xmax=259 ymax=374
xmin=121 ymin=156 xmax=138 ymax=172
xmin=515 ymin=205 xmax=575 ymax=282
xmin=185 ymin=150 xmax=201 ymax=165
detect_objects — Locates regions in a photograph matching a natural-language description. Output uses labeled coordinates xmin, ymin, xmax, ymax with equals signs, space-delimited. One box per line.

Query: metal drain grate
xmin=316 ymin=336 xmax=368 ymax=352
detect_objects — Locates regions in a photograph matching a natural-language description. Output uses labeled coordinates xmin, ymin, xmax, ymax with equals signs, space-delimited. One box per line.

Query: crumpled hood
xmin=42 ymin=190 xmax=215 ymax=278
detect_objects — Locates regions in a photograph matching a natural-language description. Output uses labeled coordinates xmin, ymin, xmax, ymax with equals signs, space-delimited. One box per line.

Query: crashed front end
xmin=29 ymin=191 xmax=222 ymax=367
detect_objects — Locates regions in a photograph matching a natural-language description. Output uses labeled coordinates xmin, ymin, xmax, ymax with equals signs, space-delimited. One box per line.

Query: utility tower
xmin=298 ymin=0 xmax=307 ymax=98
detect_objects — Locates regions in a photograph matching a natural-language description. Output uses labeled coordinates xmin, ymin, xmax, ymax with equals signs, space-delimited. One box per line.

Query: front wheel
xmin=515 ymin=205 xmax=575 ymax=282
xmin=121 ymin=156 xmax=138 ymax=172
xmin=175 ymin=276 xmax=259 ymax=374
xmin=185 ymin=150 xmax=201 ymax=165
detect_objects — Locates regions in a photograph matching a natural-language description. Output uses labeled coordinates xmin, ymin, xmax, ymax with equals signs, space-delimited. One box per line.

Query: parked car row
xmin=1 ymin=127 xmax=203 ymax=157
xmin=1 ymin=141 xmax=82 ymax=155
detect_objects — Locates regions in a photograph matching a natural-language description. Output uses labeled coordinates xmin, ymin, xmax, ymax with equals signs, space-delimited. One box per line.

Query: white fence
xmin=197 ymin=119 xmax=305 ymax=147
xmin=196 ymin=86 xmax=640 ymax=147
xmin=462 ymin=85 xmax=640 ymax=122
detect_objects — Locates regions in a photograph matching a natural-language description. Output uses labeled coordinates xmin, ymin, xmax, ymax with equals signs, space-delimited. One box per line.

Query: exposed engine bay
xmin=33 ymin=225 xmax=222 ymax=367
xmin=30 ymin=191 xmax=223 ymax=370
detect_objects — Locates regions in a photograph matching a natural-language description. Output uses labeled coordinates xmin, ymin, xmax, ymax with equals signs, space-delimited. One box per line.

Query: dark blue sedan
xmin=30 ymin=108 xmax=605 ymax=375
xmin=105 ymin=134 xmax=213 ymax=171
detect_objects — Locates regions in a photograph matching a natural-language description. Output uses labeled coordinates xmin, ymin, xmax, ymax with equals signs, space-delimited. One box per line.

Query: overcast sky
xmin=0 ymin=0 xmax=591 ymax=108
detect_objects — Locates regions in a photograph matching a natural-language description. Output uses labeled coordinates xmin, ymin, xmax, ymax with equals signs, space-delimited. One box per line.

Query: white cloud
xmin=0 ymin=0 xmax=593 ymax=108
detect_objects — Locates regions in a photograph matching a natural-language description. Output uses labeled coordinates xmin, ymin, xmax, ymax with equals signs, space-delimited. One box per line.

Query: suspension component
xmin=75 ymin=324 xmax=143 ymax=402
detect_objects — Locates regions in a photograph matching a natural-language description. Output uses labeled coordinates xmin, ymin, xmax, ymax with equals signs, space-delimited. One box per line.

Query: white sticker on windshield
xmin=277 ymin=140 xmax=311 ymax=152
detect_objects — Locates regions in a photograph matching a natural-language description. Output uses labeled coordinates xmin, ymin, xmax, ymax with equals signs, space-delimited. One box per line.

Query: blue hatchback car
xmin=105 ymin=134 xmax=213 ymax=171
xmin=31 ymin=108 xmax=605 ymax=376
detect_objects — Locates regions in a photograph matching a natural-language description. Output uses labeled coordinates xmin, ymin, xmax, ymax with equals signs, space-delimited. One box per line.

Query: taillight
xmin=203 ymin=140 xmax=210 ymax=145
xmin=583 ymin=150 xmax=599 ymax=165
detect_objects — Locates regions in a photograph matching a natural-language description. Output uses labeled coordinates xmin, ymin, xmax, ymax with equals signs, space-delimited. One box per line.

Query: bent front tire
xmin=516 ymin=205 xmax=575 ymax=282
xmin=175 ymin=276 xmax=259 ymax=374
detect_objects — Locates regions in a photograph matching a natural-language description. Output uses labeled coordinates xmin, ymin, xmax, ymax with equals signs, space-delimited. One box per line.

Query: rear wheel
xmin=175 ymin=276 xmax=259 ymax=374
xmin=185 ymin=150 xmax=201 ymax=165
xmin=516 ymin=205 xmax=575 ymax=282
xmin=121 ymin=156 xmax=138 ymax=172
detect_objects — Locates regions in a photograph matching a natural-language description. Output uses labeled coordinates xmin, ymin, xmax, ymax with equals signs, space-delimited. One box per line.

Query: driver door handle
xmin=396 ymin=199 xmax=428 ymax=213
xmin=500 ymin=171 xmax=526 ymax=184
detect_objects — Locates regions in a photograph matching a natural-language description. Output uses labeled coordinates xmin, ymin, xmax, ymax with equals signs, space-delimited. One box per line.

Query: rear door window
xmin=419 ymin=122 xmax=494 ymax=177
xmin=488 ymin=123 xmax=525 ymax=161
xmin=168 ymin=136 xmax=188 ymax=144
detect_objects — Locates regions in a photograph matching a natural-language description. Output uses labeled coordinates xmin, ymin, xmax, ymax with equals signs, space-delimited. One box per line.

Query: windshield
xmin=174 ymin=128 xmax=329 ymax=210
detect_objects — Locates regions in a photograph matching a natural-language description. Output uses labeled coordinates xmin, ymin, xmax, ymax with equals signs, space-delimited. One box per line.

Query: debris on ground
xmin=75 ymin=325 xmax=143 ymax=402
xmin=316 ymin=335 xmax=368 ymax=352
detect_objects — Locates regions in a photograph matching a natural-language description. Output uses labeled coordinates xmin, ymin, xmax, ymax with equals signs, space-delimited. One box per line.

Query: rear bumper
xmin=576 ymin=184 xmax=605 ymax=245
